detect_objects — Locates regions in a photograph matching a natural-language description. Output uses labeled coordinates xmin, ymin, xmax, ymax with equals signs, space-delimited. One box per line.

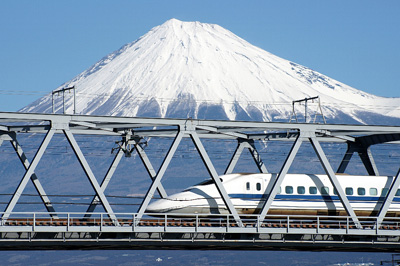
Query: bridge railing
xmin=1 ymin=212 xmax=400 ymax=235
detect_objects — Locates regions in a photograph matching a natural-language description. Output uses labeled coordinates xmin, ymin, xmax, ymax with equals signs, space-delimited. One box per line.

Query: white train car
xmin=146 ymin=173 xmax=400 ymax=216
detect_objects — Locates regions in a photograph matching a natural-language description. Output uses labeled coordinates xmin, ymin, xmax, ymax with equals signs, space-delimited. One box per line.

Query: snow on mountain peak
xmin=21 ymin=19 xmax=400 ymax=124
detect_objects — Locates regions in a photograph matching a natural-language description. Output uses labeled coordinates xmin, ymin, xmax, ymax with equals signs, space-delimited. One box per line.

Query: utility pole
xmin=289 ymin=96 xmax=326 ymax=124
xmin=52 ymin=86 xmax=76 ymax=114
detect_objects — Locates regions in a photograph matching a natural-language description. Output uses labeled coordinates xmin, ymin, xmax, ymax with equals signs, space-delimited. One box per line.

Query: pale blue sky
xmin=1 ymin=0 xmax=399 ymax=111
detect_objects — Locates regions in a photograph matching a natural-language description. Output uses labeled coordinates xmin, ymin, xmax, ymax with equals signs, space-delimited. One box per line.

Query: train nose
xmin=145 ymin=199 xmax=165 ymax=213
xmin=145 ymin=191 xmax=199 ymax=214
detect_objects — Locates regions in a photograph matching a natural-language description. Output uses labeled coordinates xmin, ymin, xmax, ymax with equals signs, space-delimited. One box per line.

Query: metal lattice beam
xmin=84 ymin=139 xmax=127 ymax=216
xmin=377 ymin=168 xmax=400 ymax=225
xmin=2 ymin=128 xmax=56 ymax=221
xmin=63 ymin=129 xmax=118 ymax=225
xmin=225 ymin=139 xmax=268 ymax=174
xmin=1 ymin=112 xmax=400 ymax=229
xmin=136 ymin=131 xmax=184 ymax=221
xmin=9 ymin=133 xmax=58 ymax=218
xmin=131 ymin=137 xmax=168 ymax=198
xmin=337 ymin=141 xmax=379 ymax=176
xmin=259 ymin=134 xmax=303 ymax=219
xmin=189 ymin=130 xmax=243 ymax=226
xmin=85 ymin=135 xmax=169 ymax=217
xmin=259 ymin=131 xmax=361 ymax=228
xmin=309 ymin=134 xmax=361 ymax=228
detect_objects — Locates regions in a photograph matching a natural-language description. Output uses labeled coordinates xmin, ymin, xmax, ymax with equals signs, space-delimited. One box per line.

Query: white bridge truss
xmin=0 ymin=112 xmax=400 ymax=251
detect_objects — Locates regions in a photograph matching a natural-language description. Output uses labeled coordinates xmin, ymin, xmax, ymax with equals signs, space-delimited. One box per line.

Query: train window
xmin=333 ymin=188 xmax=338 ymax=195
xmin=321 ymin=186 xmax=329 ymax=195
xmin=297 ymin=186 xmax=305 ymax=194
xmin=357 ymin=187 xmax=366 ymax=196
xmin=256 ymin=182 xmax=261 ymax=191
xmin=345 ymin=187 xmax=353 ymax=195
xmin=246 ymin=182 xmax=250 ymax=191
xmin=369 ymin=188 xmax=378 ymax=196
xmin=285 ymin=186 xmax=293 ymax=194
xmin=309 ymin=186 xmax=317 ymax=195
xmin=396 ymin=189 xmax=400 ymax=196
xmin=382 ymin=188 xmax=389 ymax=196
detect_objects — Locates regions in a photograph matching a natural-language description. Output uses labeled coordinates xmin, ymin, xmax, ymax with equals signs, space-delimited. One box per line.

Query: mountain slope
xmin=21 ymin=18 xmax=400 ymax=124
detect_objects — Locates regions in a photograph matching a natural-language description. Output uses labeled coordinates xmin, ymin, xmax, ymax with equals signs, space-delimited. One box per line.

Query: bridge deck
xmin=0 ymin=212 xmax=400 ymax=251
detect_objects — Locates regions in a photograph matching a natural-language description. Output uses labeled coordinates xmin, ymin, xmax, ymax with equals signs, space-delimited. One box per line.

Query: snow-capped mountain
xmin=21 ymin=19 xmax=400 ymax=124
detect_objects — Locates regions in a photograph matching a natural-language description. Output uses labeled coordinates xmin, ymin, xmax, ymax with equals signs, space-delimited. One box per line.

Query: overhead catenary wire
xmin=1 ymin=89 xmax=400 ymax=112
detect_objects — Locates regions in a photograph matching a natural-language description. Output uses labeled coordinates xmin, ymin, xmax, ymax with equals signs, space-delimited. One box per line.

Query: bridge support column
xmin=225 ymin=139 xmax=268 ymax=174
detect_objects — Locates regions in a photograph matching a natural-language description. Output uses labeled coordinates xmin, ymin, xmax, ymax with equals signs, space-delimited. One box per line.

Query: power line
xmin=1 ymin=89 xmax=399 ymax=112
xmin=0 ymin=89 xmax=49 ymax=96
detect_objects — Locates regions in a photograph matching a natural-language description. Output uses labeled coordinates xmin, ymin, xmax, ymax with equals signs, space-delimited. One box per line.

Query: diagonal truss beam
xmin=136 ymin=131 xmax=184 ymax=221
xmin=190 ymin=131 xmax=243 ymax=226
xmin=2 ymin=128 xmax=56 ymax=221
xmin=135 ymin=124 xmax=243 ymax=226
xmin=361 ymin=147 xmax=379 ymax=176
xmin=84 ymin=140 xmax=127 ymax=216
xmin=225 ymin=139 xmax=268 ymax=174
xmin=259 ymin=134 xmax=303 ymax=219
xmin=9 ymin=133 xmax=58 ymax=218
xmin=336 ymin=145 xmax=354 ymax=174
xmin=63 ymin=129 xmax=118 ymax=225
xmin=225 ymin=140 xmax=247 ymax=174
xmin=85 ymin=135 xmax=168 ymax=217
xmin=248 ymin=140 xmax=268 ymax=174
xmin=376 ymin=168 xmax=400 ymax=225
xmin=259 ymin=131 xmax=361 ymax=228
xmin=133 ymin=137 xmax=168 ymax=198
xmin=196 ymin=125 xmax=248 ymax=139
xmin=337 ymin=141 xmax=379 ymax=176
xmin=309 ymin=134 xmax=361 ymax=228
xmin=0 ymin=133 xmax=11 ymax=151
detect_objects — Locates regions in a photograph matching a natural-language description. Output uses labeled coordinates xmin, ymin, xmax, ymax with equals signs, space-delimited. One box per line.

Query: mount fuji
xmin=21 ymin=19 xmax=400 ymax=124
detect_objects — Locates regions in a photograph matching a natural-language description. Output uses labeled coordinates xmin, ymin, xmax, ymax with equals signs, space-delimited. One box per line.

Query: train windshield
xmin=195 ymin=178 xmax=223 ymax=186
xmin=183 ymin=178 xmax=224 ymax=191
xmin=196 ymin=179 xmax=214 ymax=186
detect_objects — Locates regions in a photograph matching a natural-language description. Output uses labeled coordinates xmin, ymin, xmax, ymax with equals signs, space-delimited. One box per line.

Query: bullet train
xmin=146 ymin=173 xmax=400 ymax=216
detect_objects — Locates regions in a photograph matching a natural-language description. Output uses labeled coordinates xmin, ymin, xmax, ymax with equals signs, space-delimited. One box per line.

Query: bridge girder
xmin=0 ymin=112 xmax=400 ymax=229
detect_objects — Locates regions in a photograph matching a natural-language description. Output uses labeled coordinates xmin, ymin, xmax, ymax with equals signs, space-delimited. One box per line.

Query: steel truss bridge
xmin=0 ymin=112 xmax=400 ymax=251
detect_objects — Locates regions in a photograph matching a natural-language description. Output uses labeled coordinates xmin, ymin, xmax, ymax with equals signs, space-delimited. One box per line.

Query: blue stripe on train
xmin=228 ymin=194 xmax=400 ymax=202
